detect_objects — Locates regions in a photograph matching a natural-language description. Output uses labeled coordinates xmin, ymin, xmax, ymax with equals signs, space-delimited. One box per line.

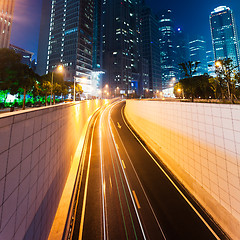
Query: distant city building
xmin=206 ymin=50 xmax=215 ymax=76
xmin=38 ymin=0 xmax=95 ymax=97
xmin=9 ymin=44 xmax=34 ymax=67
xmin=141 ymin=7 xmax=161 ymax=92
xmin=210 ymin=6 xmax=240 ymax=70
xmin=36 ymin=0 xmax=52 ymax=76
xmin=189 ymin=36 xmax=208 ymax=76
xmin=102 ymin=0 xmax=142 ymax=95
xmin=0 ymin=0 xmax=15 ymax=48
xmin=158 ymin=10 xmax=178 ymax=89
xmin=93 ymin=0 xmax=103 ymax=70
xmin=175 ymin=28 xmax=190 ymax=79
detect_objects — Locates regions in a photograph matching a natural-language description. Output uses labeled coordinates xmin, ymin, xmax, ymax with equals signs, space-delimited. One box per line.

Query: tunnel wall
xmin=0 ymin=100 xmax=107 ymax=240
xmin=125 ymin=100 xmax=240 ymax=239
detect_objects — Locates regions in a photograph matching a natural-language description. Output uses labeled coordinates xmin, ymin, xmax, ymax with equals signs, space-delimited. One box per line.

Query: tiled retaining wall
xmin=125 ymin=100 xmax=240 ymax=239
xmin=0 ymin=100 xmax=104 ymax=240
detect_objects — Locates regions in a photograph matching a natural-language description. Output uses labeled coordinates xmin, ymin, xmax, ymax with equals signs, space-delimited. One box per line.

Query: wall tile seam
xmin=0 ymin=193 xmax=18 ymax=232
xmin=0 ymin=118 xmax=14 ymax=229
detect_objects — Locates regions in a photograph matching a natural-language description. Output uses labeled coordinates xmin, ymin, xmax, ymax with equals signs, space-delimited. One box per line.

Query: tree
xmin=215 ymin=59 xmax=238 ymax=103
xmin=0 ymin=49 xmax=38 ymax=109
xmin=17 ymin=64 xmax=38 ymax=109
xmin=38 ymin=74 xmax=52 ymax=106
xmin=68 ymin=82 xmax=83 ymax=100
xmin=0 ymin=48 xmax=22 ymax=91
xmin=179 ymin=61 xmax=200 ymax=102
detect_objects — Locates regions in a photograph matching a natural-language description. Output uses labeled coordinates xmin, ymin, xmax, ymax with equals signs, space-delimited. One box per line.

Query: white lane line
xmin=111 ymin=107 xmax=166 ymax=239
xmin=121 ymin=104 xmax=221 ymax=240
xmin=108 ymin=102 xmax=147 ymax=240
xmin=79 ymin=113 xmax=99 ymax=240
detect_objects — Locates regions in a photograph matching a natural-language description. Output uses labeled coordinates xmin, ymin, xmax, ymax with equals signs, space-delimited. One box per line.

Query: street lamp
xmin=50 ymin=65 xmax=63 ymax=105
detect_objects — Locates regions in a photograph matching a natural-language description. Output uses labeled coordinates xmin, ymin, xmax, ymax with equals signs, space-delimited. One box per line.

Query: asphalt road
xmin=72 ymin=101 xmax=229 ymax=240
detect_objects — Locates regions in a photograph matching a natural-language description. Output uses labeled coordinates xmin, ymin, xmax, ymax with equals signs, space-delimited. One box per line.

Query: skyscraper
xmin=141 ymin=7 xmax=161 ymax=92
xmin=189 ymin=36 xmax=208 ymax=76
xmin=0 ymin=0 xmax=15 ymax=48
xmin=206 ymin=50 xmax=215 ymax=76
xmin=36 ymin=0 xmax=51 ymax=76
xmin=38 ymin=0 xmax=94 ymax=96
xmin=102 ymin=0 xmax=142 ymax=95
xmin=93 ymin=0 xmax=103 ymax=70
xmin=210 ymin=6 xmax=240 ymax=70
xmin=158 ymin=10 xmax=178 ymax=89
xmin=9 ymin=44 xmax=34 ymax=67
xmin=175 ymin=28 xmax=190 ymax=79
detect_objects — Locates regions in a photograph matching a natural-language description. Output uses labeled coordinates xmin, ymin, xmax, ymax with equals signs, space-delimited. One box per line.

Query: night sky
xmin=10 ymin=0 xmax=240 ymax=60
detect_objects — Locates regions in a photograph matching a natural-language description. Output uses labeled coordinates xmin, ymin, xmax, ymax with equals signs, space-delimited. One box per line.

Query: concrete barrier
xmin=0 ymin=100 xmax=108 ymax=240
xmin=125 ymin=100 xmax=240 ymax=240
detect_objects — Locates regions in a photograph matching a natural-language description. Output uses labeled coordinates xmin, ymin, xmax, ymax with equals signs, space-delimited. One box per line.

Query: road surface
xmin=71 ymin=101 xmax=229 ymax=240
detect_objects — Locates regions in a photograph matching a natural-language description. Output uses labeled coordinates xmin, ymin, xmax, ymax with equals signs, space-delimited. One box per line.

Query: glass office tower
xmin=141 ymin=7 xmax=161 ymax=92
xmin=0 ymin=0 xmax=15 ymax=48
xmin=189 ymin=36 xmax=208 ymax=76
xmin=102 ymin=0 xmax=141 ymax=95
xmin=158 ymin=10 xmax=178 ymax=89
xmin=210 ymin=6 xmax=240 ymax=70
xmin=46 ymin=0 xmax=94 ymax=96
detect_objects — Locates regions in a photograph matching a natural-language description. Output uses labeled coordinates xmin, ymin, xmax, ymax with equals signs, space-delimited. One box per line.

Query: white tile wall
xmin=0 ymin=100 xmax=106 ymax=240
xmin=126 ymin=100 xmax=240 ymax=229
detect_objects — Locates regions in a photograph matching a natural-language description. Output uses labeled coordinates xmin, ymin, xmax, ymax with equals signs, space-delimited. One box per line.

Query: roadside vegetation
xmin=174 ymin=60 xmax=240 ymax=103
xmin=0 ymin=48 xmax=83 ymax=110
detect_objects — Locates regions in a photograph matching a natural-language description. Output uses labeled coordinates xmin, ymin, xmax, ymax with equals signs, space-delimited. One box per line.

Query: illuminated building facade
xmin=158 ymin=10 xmax=178 ymax=89
xmin=210 ymin=6 xmax=240 ymax=70
xmin=102 ymin=0 xmax=142 ymax=95
xmin=140 ymin=7 xmax=161 ymax=92
xmin=206 ymin=50 xmax=215 ymax=76
xmin=9 ymin=44 xmax=34 ymax=67
xmin=175 ymin=28 xmax=190 ymax=79
xmin=93 ymin=0 xmax=103 ymax=70
xmin=0 ymin=0 xmax=15 ymax=48
xmin=38 ymin=0 xmax=94 ymax=96
xmin=189 ymin=36 xmax=208 ymax=76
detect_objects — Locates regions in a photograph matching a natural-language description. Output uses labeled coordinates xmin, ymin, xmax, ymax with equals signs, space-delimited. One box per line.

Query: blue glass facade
xmin=158 ymin=10 xmax=178 ymax=89
xmin=189 ymin=36 xmax=208 ymax=76
xmin=210 ymin=6 xmax=240 ymax=70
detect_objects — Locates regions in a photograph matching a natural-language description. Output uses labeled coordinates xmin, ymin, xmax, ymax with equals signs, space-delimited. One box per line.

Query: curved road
xmin=71 ymin=100 xmax=229 ymax=240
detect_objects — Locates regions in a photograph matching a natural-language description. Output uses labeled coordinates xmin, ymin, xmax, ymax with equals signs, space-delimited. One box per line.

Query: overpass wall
xmin=125 ymin=100 xmax=240 ymax=239
xmin=0 ymin=100 xmax=106 ymax=240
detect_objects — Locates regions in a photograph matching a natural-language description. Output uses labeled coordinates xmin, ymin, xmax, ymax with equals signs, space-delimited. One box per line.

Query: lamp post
xmin=50 ymin=65 xmax=63 ymax=105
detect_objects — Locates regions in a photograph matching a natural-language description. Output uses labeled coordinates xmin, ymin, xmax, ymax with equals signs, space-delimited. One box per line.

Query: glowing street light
xmin=215 ymin=61 xmax=222 ymax=68
xmin=50 ymin=65 xmax=63 ymax=105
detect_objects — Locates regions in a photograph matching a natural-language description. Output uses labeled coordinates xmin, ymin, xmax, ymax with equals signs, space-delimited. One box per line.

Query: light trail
xmin=120 ymin=103 xmax=221 ymax=240
xmin=108 ymin=102 xmax=147 ymax=240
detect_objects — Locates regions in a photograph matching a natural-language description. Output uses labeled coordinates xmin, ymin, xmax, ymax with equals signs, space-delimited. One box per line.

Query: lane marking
xmin=122 ymin=160 xmax=126 ymax=169
xmin=111 ymin=112 xmax=166 ymax=239
xmin=120 ymin=104 xmax=221 ymax=240
xmin=109 ymin=176 xmax=112 ymax=189
xmin=108 ymin=102 xmax=147 ymax=240
xmin=100 ymin=106 xmax=111 ymax=240
xmin=117 ymin=122 xmax=122 ymax=129
xmin=79 ymin=113 xmax=99 ymax=240
xmin=132 ymin=191 xmax=141 ymax=209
